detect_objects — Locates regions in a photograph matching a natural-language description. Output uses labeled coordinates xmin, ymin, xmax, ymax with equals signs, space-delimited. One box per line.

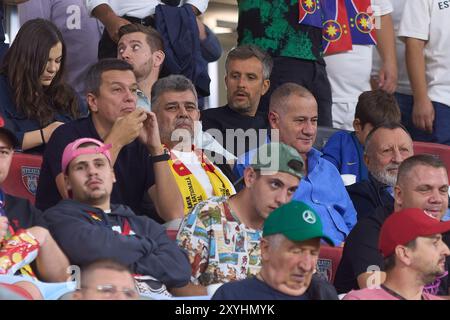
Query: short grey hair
xmin=225 ymin=45 xmax=273 ymax=80
xmin=151 ymin=74 xmax=198 ymax=107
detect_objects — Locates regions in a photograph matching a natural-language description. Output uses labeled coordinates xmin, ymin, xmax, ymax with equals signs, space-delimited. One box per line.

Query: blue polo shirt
xmin=234 ymin=147 xmax=357 ymax=246
xmin=35 ymin=116 xmax=155 ymax=215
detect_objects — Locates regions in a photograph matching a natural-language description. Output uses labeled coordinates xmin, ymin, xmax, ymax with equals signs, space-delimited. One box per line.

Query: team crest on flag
xmin=298 ymin=0 xmax=322 ymax=28
xmin=21 ymin=166 xmax=40 ymax=195
xmin=355 ymin=12 xmax=373 ymax=33
xmin=301 ymin=0 xmax=317 ymax=14
xmin=323 ymin=20 xmax=343 ymax=42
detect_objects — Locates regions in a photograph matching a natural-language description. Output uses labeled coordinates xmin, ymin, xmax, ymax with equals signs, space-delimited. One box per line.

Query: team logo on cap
xmin=302 ymin=210 xmax=316 ymax=224
xmin=21 ymin=166 xmax=40 ymax=196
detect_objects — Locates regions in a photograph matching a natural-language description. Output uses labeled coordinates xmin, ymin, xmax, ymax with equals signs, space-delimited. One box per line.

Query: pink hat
xmin=61 ymin=138 xmax=112 ymax=173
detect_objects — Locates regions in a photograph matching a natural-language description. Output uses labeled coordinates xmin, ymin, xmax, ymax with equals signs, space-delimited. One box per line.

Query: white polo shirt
xmin=398 ymin=0 xmax=450 ymax=107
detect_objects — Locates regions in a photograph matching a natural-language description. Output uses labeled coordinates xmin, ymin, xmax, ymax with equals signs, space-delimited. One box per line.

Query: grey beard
xmin=372 ymin=169 xmax=397 ymax=187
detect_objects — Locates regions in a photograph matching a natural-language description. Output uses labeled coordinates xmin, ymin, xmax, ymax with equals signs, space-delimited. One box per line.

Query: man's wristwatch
xmin=150 ymin=150 xmax=170 ymax=163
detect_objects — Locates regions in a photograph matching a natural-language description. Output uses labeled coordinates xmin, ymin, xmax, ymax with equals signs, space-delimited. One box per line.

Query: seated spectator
xmin=0 ymin=117 xmax=70 ymax=299
xmin=174 ymin=142 xmax=304 ymax=296
xmin=42 ymin=138 xmax=191 ymax=298
xmin=344 ymin=208 xmax=449 ymax=300
xmin=73 ymin=259 xmax=138 ymax=300
xmin=346 ymin=123 xmax=413 ymax=221
xmin=117 ymin=23 xmax=234 ymax=162
xmin=35 ymin=58 xmax=183 ymax=222
xmin=322 ymin=90 xmax=401 ymax=184
xmin=335 ymin=155 xmax=450 ymax=296
xmin=235 ymin=83 xmax=357 ymax=246
xmin=152 ymin=75 xmax=236 ymax=221
xmin=200 ymin=45 xmax=271 ymax=157
xmin=0 ymin=18 xmax=87 ymax=154
xmin=212 ymin=201 xmax=337 ymax=300
xmin=18 ymin=0 xmax=103 ymax=101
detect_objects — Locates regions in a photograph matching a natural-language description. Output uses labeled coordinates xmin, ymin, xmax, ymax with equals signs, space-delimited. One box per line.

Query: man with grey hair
xmin=200 ymin=45 xmax=272 ymax=157
xmin=151 ymin=74 xmax=236 ymax=223
xmin=346 ymin=123 xmax=414 ymax=221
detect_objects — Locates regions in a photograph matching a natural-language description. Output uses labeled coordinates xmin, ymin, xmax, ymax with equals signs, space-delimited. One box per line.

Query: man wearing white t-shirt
xmin=325 ymin=0 xmax=397 ymax=130
xmin=152 ymin=74 xmax=236 ymax=224
xmin=398 ymin=0 xmax=450 ymax=145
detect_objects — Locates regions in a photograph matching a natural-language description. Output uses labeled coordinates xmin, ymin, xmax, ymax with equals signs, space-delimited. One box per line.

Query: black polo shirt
xmin=35 ymin=117 xmax=155 ymax=217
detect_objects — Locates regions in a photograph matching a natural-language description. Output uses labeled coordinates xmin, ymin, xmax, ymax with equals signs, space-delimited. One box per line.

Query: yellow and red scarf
xmin=168 ymin=147 xmax=235 ymax=214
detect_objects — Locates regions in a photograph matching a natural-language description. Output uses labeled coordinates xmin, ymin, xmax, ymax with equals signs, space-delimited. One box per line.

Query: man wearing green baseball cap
xmin=212 ymin=200 xmax=336 ymax=300
xmin=173 ymin=142 xmax=305 ymax=296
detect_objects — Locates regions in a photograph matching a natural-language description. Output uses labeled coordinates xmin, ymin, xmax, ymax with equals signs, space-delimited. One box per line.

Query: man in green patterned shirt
xmin=237 ymin=0 xmax=332 ymax=127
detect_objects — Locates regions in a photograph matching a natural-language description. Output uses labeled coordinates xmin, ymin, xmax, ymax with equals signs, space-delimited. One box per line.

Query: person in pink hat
xmin=43 ymin=137 xmax=191 ymax=298
xmin=344 ymin=208 xmax=450 ymax=300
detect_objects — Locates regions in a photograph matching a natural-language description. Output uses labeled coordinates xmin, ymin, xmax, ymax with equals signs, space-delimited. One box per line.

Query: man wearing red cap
xmin=344 ymin=207 xmax=450 ymax=300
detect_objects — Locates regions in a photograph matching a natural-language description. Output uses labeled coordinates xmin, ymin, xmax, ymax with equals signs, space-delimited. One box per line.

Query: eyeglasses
xmin=82 ymin=284 xmax=139 ymax=299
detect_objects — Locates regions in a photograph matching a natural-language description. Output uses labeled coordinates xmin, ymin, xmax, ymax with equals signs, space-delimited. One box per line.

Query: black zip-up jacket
xmin=43 ymin=199 xmax=190 ymax=288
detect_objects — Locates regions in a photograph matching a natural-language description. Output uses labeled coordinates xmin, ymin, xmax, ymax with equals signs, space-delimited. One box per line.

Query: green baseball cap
xmin=250 ymin=142 xmax=305 ymax=179
xmin=263 ymin=201 xmax=334 ymax=246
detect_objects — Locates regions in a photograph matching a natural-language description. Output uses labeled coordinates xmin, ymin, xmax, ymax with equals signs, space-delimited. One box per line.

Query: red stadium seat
xmin=2 ymin=152 xmax=43 ymax=204
xmin=317 ymin=245 xmax=343 ymax=284
xmin=413 ymin=141 xmax=450 ymax=172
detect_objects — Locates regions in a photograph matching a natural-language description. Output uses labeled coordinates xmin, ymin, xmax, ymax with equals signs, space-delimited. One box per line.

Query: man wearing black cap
xmin=344 ymin=208 xmax=450 ymax=300
xmin=212 ymin=201 xmax=336 ymax=300
xmin=0 ymin=117 xmax=70 ymax=299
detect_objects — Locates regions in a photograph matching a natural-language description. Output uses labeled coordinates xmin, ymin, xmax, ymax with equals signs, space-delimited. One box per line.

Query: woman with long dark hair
xmin=0 ymin=18 xmax=87 ymax=153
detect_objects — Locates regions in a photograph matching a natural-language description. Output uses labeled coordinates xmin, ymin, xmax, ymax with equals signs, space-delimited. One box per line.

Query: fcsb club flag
xmin=321 ymin=0 xmax=352 ymax=55
xmin=298 ymin=0 xmax=322 ymax=28
xmin=299 ymin=0 xmax=377 ymax=55
xmin=345 ymin=0 xmax=377 ymax=45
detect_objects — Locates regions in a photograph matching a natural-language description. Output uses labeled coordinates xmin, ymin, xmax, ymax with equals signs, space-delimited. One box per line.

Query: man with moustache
xmin=35 ymin=58 xmax=183 ymax=220
xmin=151 ymin=74 xmax=235 ymax=222
xmin=346 ymin=123 xmax=414 ymax=221
xmin=335 ymin=154 xmax=450 ymax=297
xmin=200 ymin=45 xmax=271 ymax=157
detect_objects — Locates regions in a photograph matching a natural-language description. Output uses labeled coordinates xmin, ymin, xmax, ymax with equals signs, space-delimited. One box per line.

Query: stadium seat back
xmin=2 ymin=152 xmax=43 ymax=204
xmin=413 ymin=141 xmax=450 ymax=172
xmin=317 ymin=245 xmax=343 ymax=284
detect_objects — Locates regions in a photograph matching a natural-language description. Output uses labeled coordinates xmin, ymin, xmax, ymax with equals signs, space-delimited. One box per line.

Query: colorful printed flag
xmin=345 ymin=0 xmax=377 ymax=45
xmin=298 ymin=0 xmax=323 ymax=28
xmin=321 ymin=0 xmax=353 ymax=55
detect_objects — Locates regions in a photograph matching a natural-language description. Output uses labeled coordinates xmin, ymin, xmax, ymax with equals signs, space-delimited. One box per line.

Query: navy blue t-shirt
xmin=212 ymin=277 xmax=309 ymax=300
xmin=35 ymin=116 xmax=155 ymax=216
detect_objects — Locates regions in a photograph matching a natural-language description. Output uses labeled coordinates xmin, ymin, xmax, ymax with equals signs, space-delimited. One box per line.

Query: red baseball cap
xmin=379 ymin=208 xmax=450 ymax=258
xmin=61 ymin=138 xmax=112 ymax=173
